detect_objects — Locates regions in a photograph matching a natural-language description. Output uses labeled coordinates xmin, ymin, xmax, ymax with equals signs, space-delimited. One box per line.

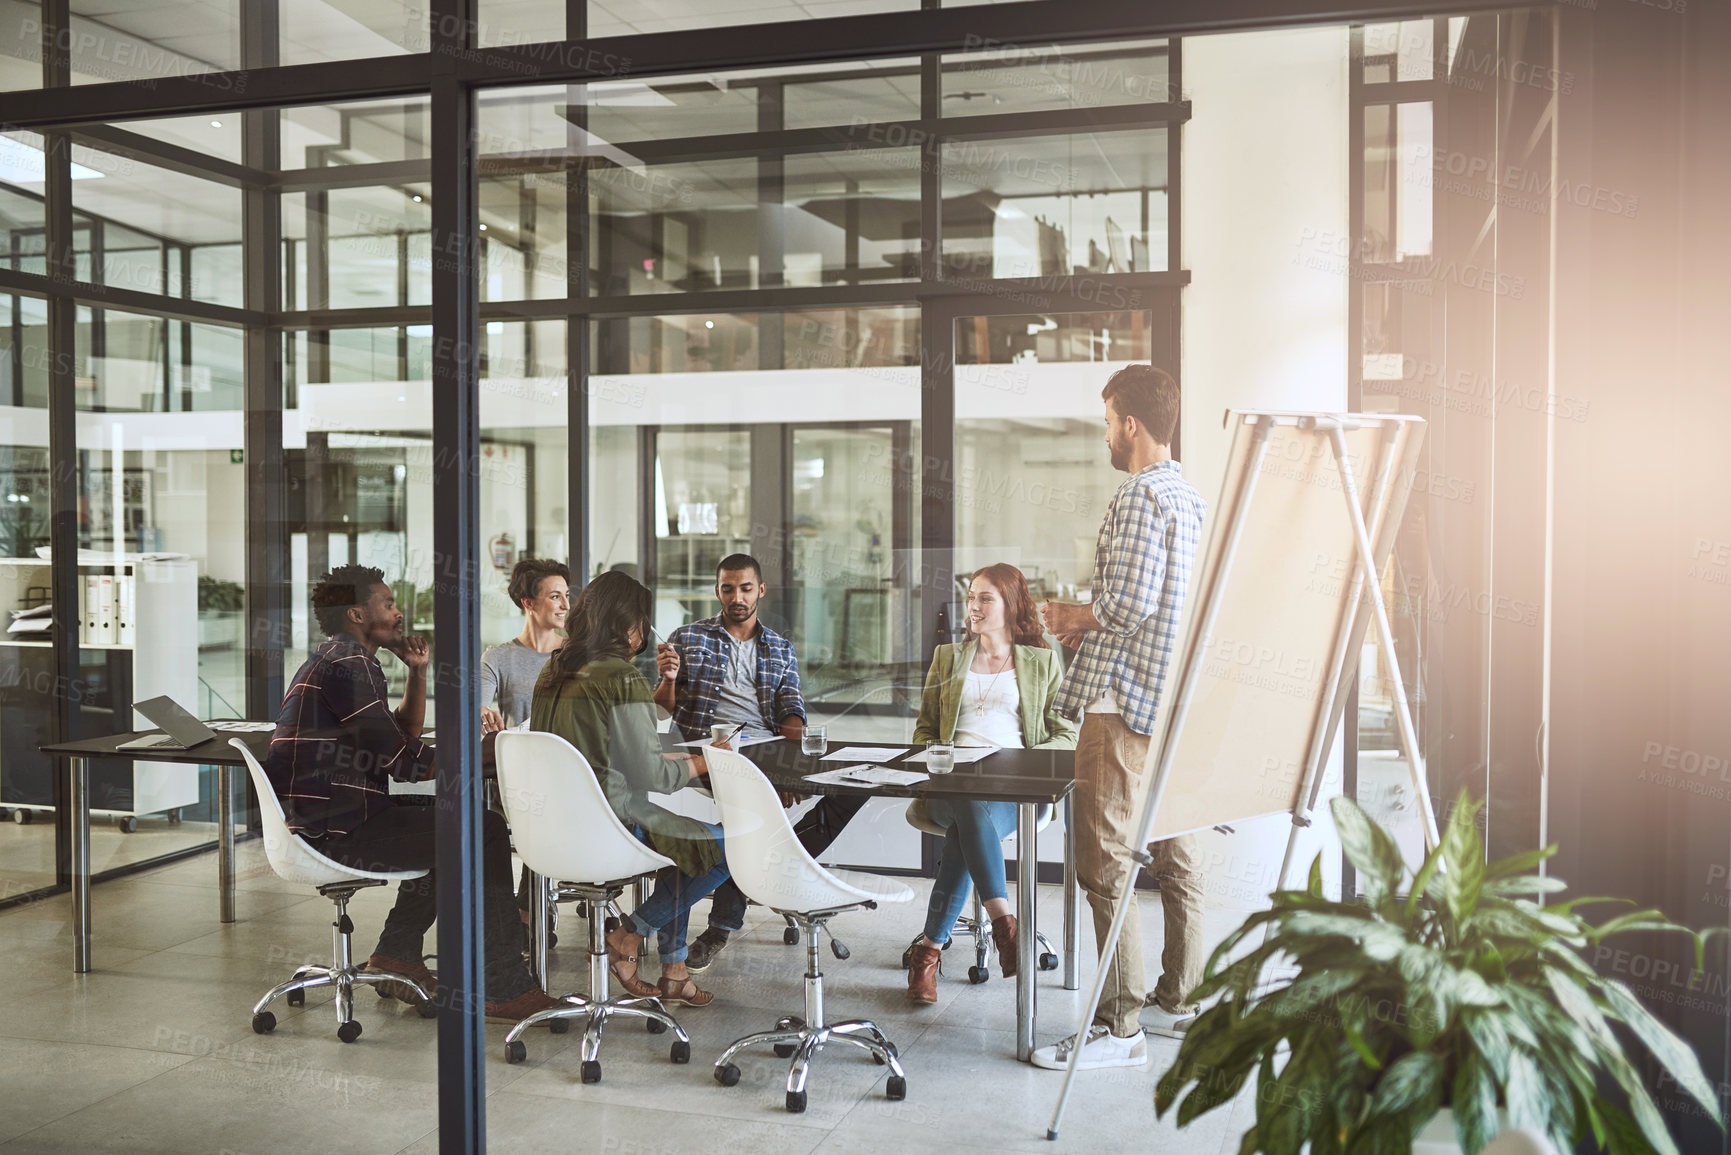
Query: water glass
xmin=801 ymin=726 xmax=828 ymax=757
xmin=711 ymin=723 xmax=736 ymax=746
xmin=926 ymin=742 xmax=955 ymax=774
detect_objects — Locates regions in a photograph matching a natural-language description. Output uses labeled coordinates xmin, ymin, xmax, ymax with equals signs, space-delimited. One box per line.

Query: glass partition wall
xmin=0 ymin=4 xmax=1574 ymax=1145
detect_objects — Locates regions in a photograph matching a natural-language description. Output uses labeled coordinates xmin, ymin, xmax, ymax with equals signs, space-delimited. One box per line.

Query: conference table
xmin=731 ymin=738 xmax=1081 ymax=1063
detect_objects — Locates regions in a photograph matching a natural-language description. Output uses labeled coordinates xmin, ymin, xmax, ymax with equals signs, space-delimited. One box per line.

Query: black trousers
xmin=705 ymin=792 xmax=870 ymax=931
xmin=320 ymin=801 xmax=535 ymax=1001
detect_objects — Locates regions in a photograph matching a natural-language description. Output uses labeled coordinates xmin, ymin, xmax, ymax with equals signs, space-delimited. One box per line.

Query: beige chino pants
xmin=1073 ymin=712 xmax=1206 ymax=1036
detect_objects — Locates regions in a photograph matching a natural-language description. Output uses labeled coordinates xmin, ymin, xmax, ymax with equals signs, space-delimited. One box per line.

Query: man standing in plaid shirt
xmin=1033 ymin=365 xmax=1207 ymax=1071
xmin=651 ymin=553 xmax=865 ymax=973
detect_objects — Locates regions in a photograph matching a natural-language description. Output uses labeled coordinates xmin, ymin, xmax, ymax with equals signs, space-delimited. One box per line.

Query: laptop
xmin=116 ymin=696 xmax=219 ymax=752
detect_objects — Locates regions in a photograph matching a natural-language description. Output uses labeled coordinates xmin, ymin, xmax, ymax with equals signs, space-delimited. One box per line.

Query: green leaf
xmin=1268 ymin=967 xmax=1364 ymax=1022
xmin=1597 ymin=1097 xmax=1658 ymax=1155
xmin=1370 ymin=1050 xmax=1445 ymax=1119
xmin=1601 ymin=1046 xmax=1683 ymax=1155
xmin=1505 ymin=1048 xmax=1556 ymax=1135
xmin=1405 ymin=841 xmax=1446 ymax=921
xmin=1461 ymin=1009 xmax=1514 ymax=1082
xmin=1450 ymin=1049 xmax=1500 ymax=1155
xmin=1481 ymin=874 xmax=1570 ymax=898
xmin=1331 ymin=795 xmax=1406 ymax=906
xmin=1342 ymin=1016 xmax=1383 ymax=1071
xmin=1482 ymin=843 xmax=1558 ymax=880
xmin=1545 ymin=966 xmax=1618 ymax=1050
xmin=1439 ymin=789 xmax=1488 ymax=923
xmin=1602 ymin=978 xmax=1724 ymax=1125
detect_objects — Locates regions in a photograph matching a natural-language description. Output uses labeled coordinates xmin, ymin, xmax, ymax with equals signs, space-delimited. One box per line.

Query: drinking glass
xmin=926 ymin=742 xmax=955 ymax=774
xmin=711 ymin=723 xmax=736 ymax=745
xmin=801 ymin=726 xmax=828 ymax=757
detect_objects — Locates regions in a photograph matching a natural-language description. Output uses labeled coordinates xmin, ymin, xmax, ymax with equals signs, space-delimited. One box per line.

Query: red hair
xmin=969 ymin=563 xmax=1048 ymax=649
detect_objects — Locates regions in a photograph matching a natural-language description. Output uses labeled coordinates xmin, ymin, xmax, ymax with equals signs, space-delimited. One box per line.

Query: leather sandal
xmin=604 ymin=928 xmax=659 ymax=998
xmin=991 ymin=914 xmax=1019 ymax=978
xmin=656 ymin=974 xmax=715 ymax=1008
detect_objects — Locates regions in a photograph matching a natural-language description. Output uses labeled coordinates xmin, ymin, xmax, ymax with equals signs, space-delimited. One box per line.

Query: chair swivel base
xmin=250 ymin=881 xmax=432 ymax=1043
xmin=505 ymin=881 xmax=691 ymax=1082
xmin=713 ymin=912 xmax=908 ymax=1114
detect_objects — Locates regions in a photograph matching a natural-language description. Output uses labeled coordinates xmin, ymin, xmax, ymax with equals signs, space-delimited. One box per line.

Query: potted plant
xmin=1155 ymin=791 xmax=1724 ymax=1155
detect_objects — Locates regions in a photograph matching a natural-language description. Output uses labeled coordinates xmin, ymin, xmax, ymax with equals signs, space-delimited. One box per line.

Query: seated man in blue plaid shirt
xmin=651 ymin=552 xmax=866 ymax=972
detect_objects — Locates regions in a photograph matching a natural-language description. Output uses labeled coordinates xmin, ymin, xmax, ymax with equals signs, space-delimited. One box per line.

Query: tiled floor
xmin=0 ymin=841 xmax=1259 ymax=1153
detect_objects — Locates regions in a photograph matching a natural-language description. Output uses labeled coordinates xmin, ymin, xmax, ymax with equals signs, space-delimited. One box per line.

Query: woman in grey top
xmin=481 ymin=558 xmax=571 ymax=732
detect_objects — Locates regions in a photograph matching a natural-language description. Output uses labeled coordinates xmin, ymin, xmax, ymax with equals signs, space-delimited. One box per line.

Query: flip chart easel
xmin=1046 ymin=410 xmax=1436 ymax=1139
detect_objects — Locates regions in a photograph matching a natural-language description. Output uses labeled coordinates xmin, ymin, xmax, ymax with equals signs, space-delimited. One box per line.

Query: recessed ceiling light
xmin=704 ymin=320 xmax=714 ymax=328
xmin=210 ymin=119 xmax=222 ymax=128
xmin=412 ymin=194 xmax=422 ymax=202
xmin=479 ymin=223 xmax=488 ymax=230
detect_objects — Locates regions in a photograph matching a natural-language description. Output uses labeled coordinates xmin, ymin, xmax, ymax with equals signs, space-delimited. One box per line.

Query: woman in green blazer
xmin=905 ymin=563 xmax=1078 ymax=1003
xmin=531 ymin=570 xmax=728 ymax=1008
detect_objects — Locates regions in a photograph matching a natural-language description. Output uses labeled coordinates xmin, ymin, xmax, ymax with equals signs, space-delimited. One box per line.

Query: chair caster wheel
xmin=581 ymin=1060 xmax=601 ymax=1084
xmin=886 ymin=1075 xmax=907 ymax=1101
xmin=287 ymin=989 xmax=305 ymax=1007
xmin=604 ymin=916 xmax=620 ymax=934
xmin=547 ymin=931 xmax=558 ymax=949
xmin=416 ymin=999 xmax=437 ymax=1019
xmin=646 ymin=1017 xmax=668 ymax=1035
xmin=715 ymin=1063 xmax=741 ymax=1087
xmin=783 ymin=927 xmax=799 ymax=945
xmin=968 ymin=965 xmax=989 ymax=984
xmin=1039 ymin=952 xmax=1059 ymax=971
xmin=786 ymin=1090 xmax=807 ymax=1113
xmin=252 ymin=1011 xmax=276 ymax=1034
xmin=549 ymin=1017 xmax=570 ymax=1034
xmin=774 ymin=1043 xmax=796 ymax=1058
xmin=337 ymin=1020 xmax=362 ymax=1043
xmin=505 ymin=1040 xmax=527 ymax=1064
xmin=670 ymin=1040 xmax=690 ymax=1064
xmin=117 ymin=816 xmax=138 ymax=834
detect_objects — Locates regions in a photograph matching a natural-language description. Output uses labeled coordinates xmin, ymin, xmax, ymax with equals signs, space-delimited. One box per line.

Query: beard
xmin=725 ymin=602 xmax=755 ymax=621
xmin=1108 ymin=441 xmax=1130 ymax=471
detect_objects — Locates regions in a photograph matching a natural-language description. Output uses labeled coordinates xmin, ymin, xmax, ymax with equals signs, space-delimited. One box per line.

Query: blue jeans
xmin=922 ymin=799 xmax=1018 ymax=943
xmin=628 ymin=822 xmax=730 ymax=963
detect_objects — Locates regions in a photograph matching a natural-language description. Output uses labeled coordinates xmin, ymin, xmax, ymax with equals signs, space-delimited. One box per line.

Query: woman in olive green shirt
xmin=531 ymin=571 xmax=729 ymax=1007
xmin=905 ymin=563 xmax=1078 ymax=1003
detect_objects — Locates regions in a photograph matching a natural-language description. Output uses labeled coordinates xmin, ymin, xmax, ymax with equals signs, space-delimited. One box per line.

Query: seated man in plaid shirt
xmin=263 ymin=564 xmax=558 ymax=1025
xmin=651 ymin=552 xmax=865 ymax=973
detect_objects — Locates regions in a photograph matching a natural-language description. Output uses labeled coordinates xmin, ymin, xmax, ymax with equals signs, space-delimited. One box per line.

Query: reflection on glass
xmin=651 ymin=429 xmax=751 ymax=636
xmin=69 ymin=0 xmax=241 ymax=85
xmin=941 ymin=130 xmax=1167 ymax=280
xmin=279 ymin=0 xmax=419 ymax=65
xmin=941 ymin=39 xmax=1171 ymax=112
xmin=285 ymin=188 xmax=431 ymax=311
xmin=281 ymin=99 xmax=432 ymax=169
xmin=0 ymin=3 xmax=40 ymax=93
xmin=584 ymin=0 xmax=915 ymax=38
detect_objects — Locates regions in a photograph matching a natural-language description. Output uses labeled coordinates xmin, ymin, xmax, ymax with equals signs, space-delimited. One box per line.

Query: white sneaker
xmin=1029 ymin=1025 xmax=1148 ymax=1071
xmin=1139 ymin=1004 xmax=1198 ymax=1039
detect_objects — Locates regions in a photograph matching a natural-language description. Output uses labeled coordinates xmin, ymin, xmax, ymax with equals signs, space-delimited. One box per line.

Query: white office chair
xmin=900 ymin=799 xmax=1060 ymax=981
xmin=493 ymin=730 xmax=691 ymax=1080
xmin=703 ymin=746 xmax=913 ymax=1113
xmin=230 ymin=738 xmax=434 ymax=1043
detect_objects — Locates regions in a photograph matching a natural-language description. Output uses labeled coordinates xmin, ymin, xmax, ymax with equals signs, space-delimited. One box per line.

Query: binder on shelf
xmin=117 ymin=574 xmax=135 ymax=647
xmin=83 ymin=574 xmax=100 ymax=646
xmin=95 ymin=573 xmax=116 ymax=645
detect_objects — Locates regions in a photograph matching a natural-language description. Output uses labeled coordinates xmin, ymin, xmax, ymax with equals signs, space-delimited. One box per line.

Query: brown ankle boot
xmin=990 ymin=914 xmax=1019 ymax=978
xmin=907 ymin=942 xmax=942 ymax=1004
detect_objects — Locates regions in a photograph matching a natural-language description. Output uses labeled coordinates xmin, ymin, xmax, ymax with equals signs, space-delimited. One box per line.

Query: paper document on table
xmin=804 ymin=765 xmax=930 ymax=788
xmin=903 ymin=746 xmax=997 ymax=764
xmin=673 ymin=734 xmax=784 ymax=749
xmin=819 ymin=746 xmax=907 ymax=763
xmin=204 ymin=720 xmax=276 ymax=732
